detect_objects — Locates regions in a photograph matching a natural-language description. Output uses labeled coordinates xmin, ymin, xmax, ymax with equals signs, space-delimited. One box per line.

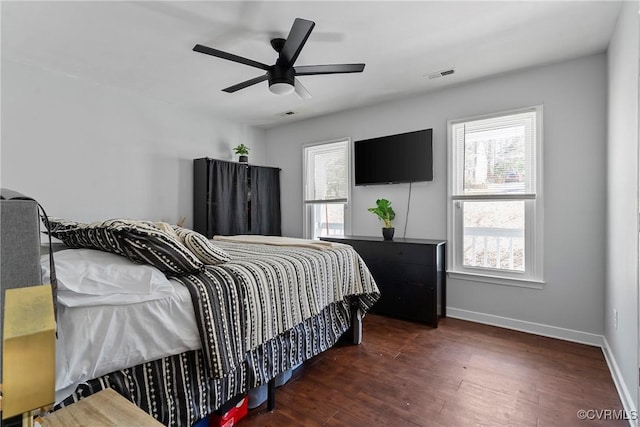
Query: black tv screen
xmin=354 ymin=128 xmax=433 ymax=185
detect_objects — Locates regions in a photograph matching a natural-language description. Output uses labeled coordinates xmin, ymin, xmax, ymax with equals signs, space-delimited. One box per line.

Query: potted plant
xmin=234 ymin=144 xmax=250 ymax=163
xmin=368 ymin=198 xmax=396 ymax=240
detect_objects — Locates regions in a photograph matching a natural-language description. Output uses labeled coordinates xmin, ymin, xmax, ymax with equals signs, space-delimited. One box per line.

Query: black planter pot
xmin=239 ymin=155 xmax=248 ymax=163
xmin=382 ymin=227 xmax=395 ymax=240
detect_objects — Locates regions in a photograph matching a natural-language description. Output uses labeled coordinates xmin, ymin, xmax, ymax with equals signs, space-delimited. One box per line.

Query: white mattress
xmin=42 ymin=251 xmax=201 ymax=403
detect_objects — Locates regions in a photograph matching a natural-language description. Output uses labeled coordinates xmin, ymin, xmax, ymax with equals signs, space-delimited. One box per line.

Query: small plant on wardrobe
xmin=234 ymin=144 xmax=250 ymax=163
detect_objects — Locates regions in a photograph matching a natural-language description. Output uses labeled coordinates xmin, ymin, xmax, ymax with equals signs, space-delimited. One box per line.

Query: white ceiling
xmin=1 ymin=1 xmax=622 ymax=129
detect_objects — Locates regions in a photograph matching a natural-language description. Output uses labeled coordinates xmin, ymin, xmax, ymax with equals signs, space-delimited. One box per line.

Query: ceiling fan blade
xmin=193 ymin=44 xmax=270 ymax=71
xmin=295 ymin=64 xmax=365 ymax=76
xmin=222 ymin=74 xmax=269 ymax=93
xmin=280 ymin=18 xmax=315 ymax=67
xmin=294 ymin=78 xmax=312 ymax=100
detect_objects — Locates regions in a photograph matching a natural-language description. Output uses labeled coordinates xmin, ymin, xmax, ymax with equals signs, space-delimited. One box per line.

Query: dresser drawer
xmin=347 ymin=241 xmax=436 ymax=267
xmin=368 ymin=263 xmax=434 ymax=287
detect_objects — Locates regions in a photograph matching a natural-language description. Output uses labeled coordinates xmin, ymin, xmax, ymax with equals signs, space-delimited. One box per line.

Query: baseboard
xmin=602 ymin=337 xmax=638 ymax=427
xmin=446 ymin=307 xmax=604 ymax=347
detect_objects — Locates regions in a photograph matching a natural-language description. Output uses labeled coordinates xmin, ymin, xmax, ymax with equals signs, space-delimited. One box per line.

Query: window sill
xmin=447 ymin=270 xmax=545 ymax=289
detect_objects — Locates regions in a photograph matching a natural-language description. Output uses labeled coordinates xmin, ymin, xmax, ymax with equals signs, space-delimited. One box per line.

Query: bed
xmin=2 ymin=192 xmax=380 ymax=426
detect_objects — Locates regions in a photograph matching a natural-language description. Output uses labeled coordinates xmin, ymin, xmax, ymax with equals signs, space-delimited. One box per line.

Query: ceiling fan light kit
xmin=269 ymin=82 xmax=295 ymax=95
xmin=193 ymin=18 xmax=365 ymax=99
xmin=268 ymin=66 xmax=295 ymax=95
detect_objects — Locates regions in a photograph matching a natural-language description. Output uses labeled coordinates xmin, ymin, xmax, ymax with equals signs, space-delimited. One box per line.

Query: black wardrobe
xmin=193 ymin=158 xmax=281 ymax=238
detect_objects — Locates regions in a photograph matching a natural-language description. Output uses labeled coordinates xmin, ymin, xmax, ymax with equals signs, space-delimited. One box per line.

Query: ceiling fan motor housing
xmin=269 ymin=66 xmax=295 ymax=87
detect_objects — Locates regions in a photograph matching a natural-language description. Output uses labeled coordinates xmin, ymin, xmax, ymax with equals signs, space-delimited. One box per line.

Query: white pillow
xmin=41 ymin=249 xmax=175 ymax=307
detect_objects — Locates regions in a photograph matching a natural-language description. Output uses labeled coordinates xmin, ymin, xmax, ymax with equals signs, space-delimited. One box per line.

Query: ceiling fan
xmin=193 ymin=18 xmax=365 ymax=99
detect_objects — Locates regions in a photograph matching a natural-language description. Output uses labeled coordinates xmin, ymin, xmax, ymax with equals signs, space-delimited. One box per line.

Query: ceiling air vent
xmin=426 ymin=68 xmax=455 ymax=80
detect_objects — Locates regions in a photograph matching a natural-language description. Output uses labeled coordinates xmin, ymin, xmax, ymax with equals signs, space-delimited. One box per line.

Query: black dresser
xmin=321 ymin=236 xmax=446 ymax=327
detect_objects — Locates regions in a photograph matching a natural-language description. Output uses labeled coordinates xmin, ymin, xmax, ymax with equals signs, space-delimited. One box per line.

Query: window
xmin=447 ymin=106 xmax=543 ymax=287
xmin=303 ymin=139 xmax=350 ymax=239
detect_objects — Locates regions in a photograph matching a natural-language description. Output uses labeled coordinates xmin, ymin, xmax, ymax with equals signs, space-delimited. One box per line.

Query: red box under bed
xmin=209 ymin=395 xmax=248 ymax=427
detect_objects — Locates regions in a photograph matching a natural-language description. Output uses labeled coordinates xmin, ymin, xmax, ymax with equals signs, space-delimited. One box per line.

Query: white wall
xmin=605 ymin=0 xmax=639 ymax=414
xmin=1 ymin=59 xmax=266 ymax=228
xmin=265 ymin=53 xmax=607 ymax=337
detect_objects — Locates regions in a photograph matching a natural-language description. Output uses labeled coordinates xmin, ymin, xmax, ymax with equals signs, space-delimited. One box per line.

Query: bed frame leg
xmin=352 ymin=306 xmax=363 ymax=345
xmin=267 ymin=378 xmax=276 ymax=411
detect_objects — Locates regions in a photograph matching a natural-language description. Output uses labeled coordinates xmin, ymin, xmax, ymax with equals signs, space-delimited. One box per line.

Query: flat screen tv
xmin=354 ymin=128 xmax=433 ymax=185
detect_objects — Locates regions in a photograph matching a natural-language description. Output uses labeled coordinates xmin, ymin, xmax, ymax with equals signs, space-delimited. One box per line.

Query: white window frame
xmin=302 ymin=138 xmax=352 ymax=239
xmin=447 ymin=106 xmax=544 ymax=288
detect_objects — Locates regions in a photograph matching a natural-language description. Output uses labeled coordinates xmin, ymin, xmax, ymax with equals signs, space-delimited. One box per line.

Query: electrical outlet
xmin=613 ymin=308 xmax=618 ymax=330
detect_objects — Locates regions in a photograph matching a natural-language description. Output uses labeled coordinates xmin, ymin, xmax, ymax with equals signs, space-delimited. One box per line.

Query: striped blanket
xmin=57 ymin=242 xmax=379 ymax=425
xmin=57 ymin=302 xmax=355 ymax=426
xmin=173 ymin=240 xmax=380 ymax=380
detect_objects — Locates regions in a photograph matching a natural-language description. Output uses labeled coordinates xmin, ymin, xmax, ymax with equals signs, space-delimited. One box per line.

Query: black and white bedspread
xmin=173 ymin=241 xmax=379 ymax=381
xmin=57 ymin=302 xmax=352 ymax=426
xmin=53 ymin=234 xmax=379 ymax=426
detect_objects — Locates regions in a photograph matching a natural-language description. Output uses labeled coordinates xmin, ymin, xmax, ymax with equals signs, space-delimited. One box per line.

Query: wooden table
xmin=39 ymin=388 xmax=163 ymax=426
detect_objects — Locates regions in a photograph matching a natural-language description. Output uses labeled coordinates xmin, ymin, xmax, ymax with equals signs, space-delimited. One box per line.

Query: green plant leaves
xmin=368 ymin=198 xmax=395 ymax=228
xmin=233 ymin=144 xmax=250 ymax=155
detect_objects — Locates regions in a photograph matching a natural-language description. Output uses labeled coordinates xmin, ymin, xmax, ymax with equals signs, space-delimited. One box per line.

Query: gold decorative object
xmin=2 ymin=284 xmax=55 ymax=425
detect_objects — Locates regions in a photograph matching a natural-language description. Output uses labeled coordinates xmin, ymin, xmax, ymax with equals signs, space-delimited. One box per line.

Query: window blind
xmin=452 ymin=110 xmax=536 ymax=197
xmin=304 ymin=140 xmax=349 ymax=204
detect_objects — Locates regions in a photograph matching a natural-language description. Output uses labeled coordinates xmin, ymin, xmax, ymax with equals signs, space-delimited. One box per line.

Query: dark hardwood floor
xmin=241 ymin=315 xmax=627 ymax=427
